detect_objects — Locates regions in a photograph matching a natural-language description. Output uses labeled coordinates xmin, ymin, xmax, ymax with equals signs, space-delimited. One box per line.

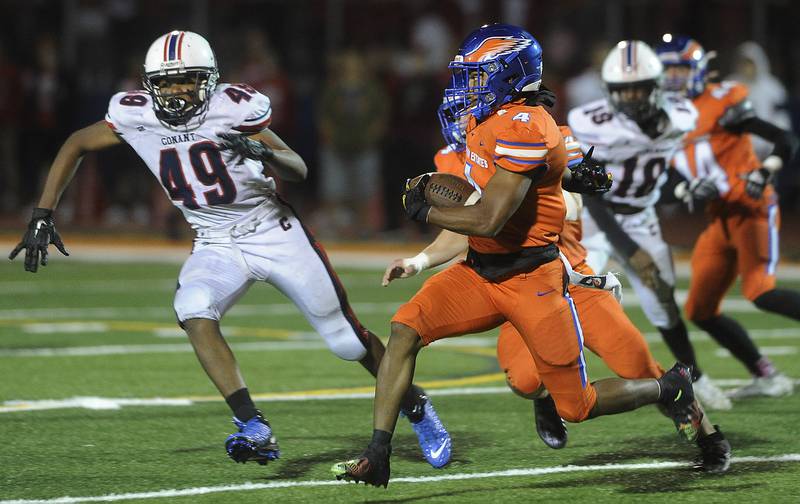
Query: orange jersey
xmin=675 ymin=82 xmax=772 ymax=214
xmin=461 ymin=102 xmax=567 ymax=254
xmin=434 ymin=124 xmax=587 ymax=265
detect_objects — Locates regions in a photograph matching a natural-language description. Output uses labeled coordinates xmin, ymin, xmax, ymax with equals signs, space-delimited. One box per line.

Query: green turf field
xmin=0 ymin=259 xmax=798 ymax=503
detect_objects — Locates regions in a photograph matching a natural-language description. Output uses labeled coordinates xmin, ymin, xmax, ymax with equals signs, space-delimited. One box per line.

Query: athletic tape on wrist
xmin=559 ymin=252 xmax=623 ymax=303
xmin=402 ymin=252 xmax=431 ymax=274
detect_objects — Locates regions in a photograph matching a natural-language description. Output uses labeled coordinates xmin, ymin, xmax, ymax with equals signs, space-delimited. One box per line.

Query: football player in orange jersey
xmin=380 ymin=115 xmax=731 ymax=472
xmin=333 ymin=24 xmax=702 ymax=488
xmin=656 ymin=35 xmax=799 ymax=399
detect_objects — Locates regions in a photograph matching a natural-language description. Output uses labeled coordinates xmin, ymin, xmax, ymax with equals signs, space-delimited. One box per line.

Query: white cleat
xmin=727 ymin=373 xmax=795 ymax=399
xmin=693 ymin=375 xmax=732 ymax=410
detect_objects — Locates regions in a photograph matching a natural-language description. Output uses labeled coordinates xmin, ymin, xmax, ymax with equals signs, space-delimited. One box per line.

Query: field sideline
xmin=1 ymin=253 xmax=799 ymax=503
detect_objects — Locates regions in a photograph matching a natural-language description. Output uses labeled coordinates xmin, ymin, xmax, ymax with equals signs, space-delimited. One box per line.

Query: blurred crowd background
xmin=1 ymin=0 xmax=799 ymax=248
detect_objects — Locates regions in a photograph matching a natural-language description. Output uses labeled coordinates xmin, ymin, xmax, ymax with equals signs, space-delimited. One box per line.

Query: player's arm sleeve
xmin=233 ymin=90 xmax=273 ymax=133
xmin=583 ymin=195 xmax=640 ymax=259
xmin=493 ymin=122 xmax=552 ymax=182
xmin=559 ymin=125 xmax=584 ymax=169
xmin=722 ymin=106 xmax=798 ymax=166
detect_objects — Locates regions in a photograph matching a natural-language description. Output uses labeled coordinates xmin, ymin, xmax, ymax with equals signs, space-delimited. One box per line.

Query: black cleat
xmin=657 ymin=363 xmax=702 ymax=442
xmin=331 ymin=443 xmax=391 ymax=488
xmin=696 ymin=425 xmax=732 ymax=474
xmin=533 ymin=396 xmax=567 ymax=449
xmin=659 ymin=364 xmax=701 ymax=442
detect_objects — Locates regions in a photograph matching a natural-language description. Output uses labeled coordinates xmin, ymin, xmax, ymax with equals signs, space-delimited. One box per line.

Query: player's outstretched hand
xmin=382 ymin=258 xmax=420 ymax=286
xmin=675 ymin=177 xmax=720 ymax=212
xmin=563 ymin=146 xmax=613 ymax=194
xmin=8 ymin=208 xmax=69 ymax=273
xmin=738 ymin=167 xmax=771 ymax=200
xmin=402 ymin=174 xmax=432 ymax=222
xmin=218 ymin=132 xmax=274 ymax=165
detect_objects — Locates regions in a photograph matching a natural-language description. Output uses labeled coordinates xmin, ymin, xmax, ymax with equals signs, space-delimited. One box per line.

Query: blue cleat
xmin=404 ymin=395 xmax=451 ymax=468
xmin=225 ymin=413 xmax=280 ymax=465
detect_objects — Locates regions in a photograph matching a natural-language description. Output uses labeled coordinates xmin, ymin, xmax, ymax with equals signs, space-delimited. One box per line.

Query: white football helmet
xmin=142 ymin=30 xmax=219 ymax=127
xmin=601 ymin=40 xmax=664 ymax=124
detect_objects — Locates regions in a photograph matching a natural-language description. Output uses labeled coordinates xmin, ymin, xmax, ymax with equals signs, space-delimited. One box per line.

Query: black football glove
xmin=402 ymin=174 xmax=432 ymax=222
xmin=738 ymin=167 xmax=772 ymax=200
xmin=8 ymin=208 xmax=69 ymax=273
xmin=218 ymin=132 xmax=275 ymax=165
xmin=562 ymin=146 xmax=613 ymax=194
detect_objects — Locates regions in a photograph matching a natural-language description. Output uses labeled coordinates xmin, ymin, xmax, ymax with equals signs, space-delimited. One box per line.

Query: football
xmin=409 ymin=172 xmax=479 ymax=207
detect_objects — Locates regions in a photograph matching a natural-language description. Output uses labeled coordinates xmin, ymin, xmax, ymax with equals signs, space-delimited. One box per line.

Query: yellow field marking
xmin=443 ymin=346 xmax=498 ymax=358
xmin=179 ymin=372 xmax=508 ymax=403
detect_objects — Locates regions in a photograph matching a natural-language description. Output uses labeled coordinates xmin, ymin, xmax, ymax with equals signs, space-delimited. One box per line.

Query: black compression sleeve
xmin=583 ymin=195 xmax=640 ymax=259
xmin=724 ymin=117 xmax=799 ymax=165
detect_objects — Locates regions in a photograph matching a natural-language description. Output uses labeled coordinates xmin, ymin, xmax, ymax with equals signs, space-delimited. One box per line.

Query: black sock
xmin=370 ymin=429 xmax=393 ymax=447
xmin=694 ymin=315 xmax=763 ymax=376
xmin=225 ymin=387 xmax=258 ymax=422
xmin=399 ymin=384 xmax=426 ymax=423
xmin=658 ymin=321 xmax=702 ymax=379
xmin=754 ymin=289 xmax=800 ymax=321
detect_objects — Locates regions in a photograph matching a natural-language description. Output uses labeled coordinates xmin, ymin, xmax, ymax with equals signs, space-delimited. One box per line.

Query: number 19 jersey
xmin=567 ymin=96 xmax=697 ymax=209
xmin=105 ymin=83 xmax=275 ymax=230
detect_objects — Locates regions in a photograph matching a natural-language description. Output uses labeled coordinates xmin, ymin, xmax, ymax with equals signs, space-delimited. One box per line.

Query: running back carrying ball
xmin=408 ymin=172 xmax=478 ymax=207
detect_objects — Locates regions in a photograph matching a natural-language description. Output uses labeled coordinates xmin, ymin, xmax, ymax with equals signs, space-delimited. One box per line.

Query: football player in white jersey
xmin=8 ymin=30 xmax=452 ymax=468
xmin=567 ymin=40 xmax=731 ymax=410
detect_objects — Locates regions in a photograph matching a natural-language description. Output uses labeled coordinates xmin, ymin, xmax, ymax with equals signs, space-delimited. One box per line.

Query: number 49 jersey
xmin=105 ymin=83 xmax=275 ymax=230
xmin=567 ymin=96 xmax=697 ymax=209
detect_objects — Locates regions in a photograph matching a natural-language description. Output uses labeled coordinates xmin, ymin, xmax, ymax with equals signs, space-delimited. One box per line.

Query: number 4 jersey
xmin=567 ymin=96 xmax=697 ymax=209
xmin=105 ymin=83 xmax=276 ymax=230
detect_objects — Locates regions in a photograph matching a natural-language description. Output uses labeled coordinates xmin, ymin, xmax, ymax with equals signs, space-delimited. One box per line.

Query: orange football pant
xmin=392 ymin=259 xmax=597 ymax=422
xmin=685 ymin=206 xmax=779 ymax=322
xmin=497 ymin=262 xmax=664 ymax=398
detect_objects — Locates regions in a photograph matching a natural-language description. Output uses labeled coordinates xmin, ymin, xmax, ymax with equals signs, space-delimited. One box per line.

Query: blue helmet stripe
xmin=626 ymin=41 xmax=633 ymax=67
xmin=168 ymin=34 xmax=178 ymax=61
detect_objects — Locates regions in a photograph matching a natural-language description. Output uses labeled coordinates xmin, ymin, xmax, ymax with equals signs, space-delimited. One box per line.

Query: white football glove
xmin=674 ymin=177 xmax=720 ymax=212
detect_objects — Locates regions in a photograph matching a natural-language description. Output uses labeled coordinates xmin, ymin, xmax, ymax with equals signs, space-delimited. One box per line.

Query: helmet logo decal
xmin=464 ymin=36 xmax=532 ymax=62
xmin=163 ymin=31 xmax=185 ymax=62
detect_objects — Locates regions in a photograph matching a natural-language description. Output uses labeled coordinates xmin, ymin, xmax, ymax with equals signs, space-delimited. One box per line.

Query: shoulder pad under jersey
xmin=493 ymin=105 xmax=557 ymax=174
xmin=719 ymin=97 xmax=757 ymax=128
xmin=105 ymin=91 xmax=152 ymax=135
xmin=662 ymin=95 xmax=698 ymax=133
xmin=215 ymin=83 xmax=273 ymax=133
xmin=567 ymin=99 xmax=619 ymax=147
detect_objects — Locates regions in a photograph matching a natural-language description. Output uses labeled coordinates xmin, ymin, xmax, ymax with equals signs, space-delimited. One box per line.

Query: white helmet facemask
xmin=142 ymin=31 xmax=219 ymax=129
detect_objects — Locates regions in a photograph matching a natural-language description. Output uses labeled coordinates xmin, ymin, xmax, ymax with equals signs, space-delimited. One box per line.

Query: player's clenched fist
xmin=402 ymin=174 xmax=432 ymax=222
xmin=8 ymin=208 xmax=69 ymax=273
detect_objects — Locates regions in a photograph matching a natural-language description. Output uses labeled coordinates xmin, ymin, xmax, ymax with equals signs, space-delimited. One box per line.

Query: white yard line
xmin=4 ymin=379 xmax=798 ymax=414
xmin=0 ymin=341 xmax=332 ymax=357
xmin=715 ymin=346 xmax=798 ymax=357
xmin=1 ymin=454 xmax=798 ymax=504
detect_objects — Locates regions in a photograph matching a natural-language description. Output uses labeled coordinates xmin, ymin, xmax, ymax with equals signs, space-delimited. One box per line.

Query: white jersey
xmin=105 ymin=83 xmax=276 ymax=230
xmin=567 ymin=96 xmax=697 ymax=209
